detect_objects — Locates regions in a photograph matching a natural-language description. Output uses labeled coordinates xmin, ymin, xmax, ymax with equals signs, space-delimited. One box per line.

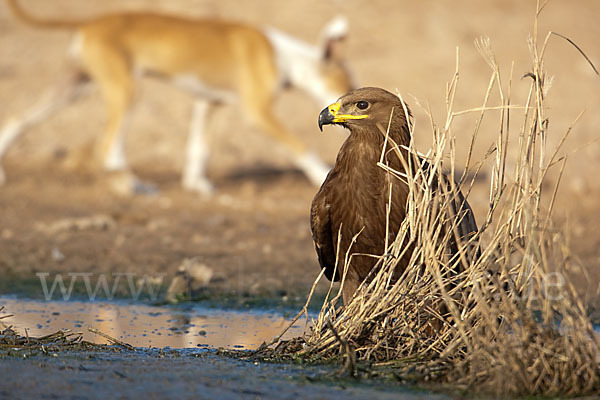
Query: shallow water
xmin=0 ymin=297 xmax=307 ymax=349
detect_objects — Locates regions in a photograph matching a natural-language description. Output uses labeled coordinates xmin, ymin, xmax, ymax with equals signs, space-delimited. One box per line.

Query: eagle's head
xmin=318 ymin=87 xmax=412 ymax=135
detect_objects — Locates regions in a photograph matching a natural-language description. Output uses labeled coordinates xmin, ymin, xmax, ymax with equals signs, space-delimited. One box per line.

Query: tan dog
xmin=0 ymin=0 xmax=354 ymax=194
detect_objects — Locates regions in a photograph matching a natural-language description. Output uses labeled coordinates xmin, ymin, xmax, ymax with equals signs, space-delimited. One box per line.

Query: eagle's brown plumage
xmin=311 ymin=87 xmax=479 ymax=304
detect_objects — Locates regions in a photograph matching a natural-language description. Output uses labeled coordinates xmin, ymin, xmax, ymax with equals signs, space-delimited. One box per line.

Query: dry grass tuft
xmin=258 ymin=2 xmax=600 ymax=396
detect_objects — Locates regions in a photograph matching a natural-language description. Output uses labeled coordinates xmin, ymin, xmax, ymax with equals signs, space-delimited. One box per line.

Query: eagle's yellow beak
xmin=318 ymin=102 xmax=368 ymax=131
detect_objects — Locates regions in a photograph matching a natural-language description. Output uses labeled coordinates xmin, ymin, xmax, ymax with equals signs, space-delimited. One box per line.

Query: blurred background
xmin=0 ymin=0 xmax=598 ymax=307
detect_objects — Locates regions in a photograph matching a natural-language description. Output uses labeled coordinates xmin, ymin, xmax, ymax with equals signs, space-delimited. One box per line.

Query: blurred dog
xmin=0 ymin=0 xmax=354 ymax=194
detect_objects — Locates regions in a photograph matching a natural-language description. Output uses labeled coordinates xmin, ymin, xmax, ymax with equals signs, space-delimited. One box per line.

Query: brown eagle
xmin=311 ymin=87 xmax=479 ymax=304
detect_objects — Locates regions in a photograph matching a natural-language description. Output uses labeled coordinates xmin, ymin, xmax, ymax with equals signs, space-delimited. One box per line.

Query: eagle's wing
xmin=310 ymin=189 xmax=339 ymax=282
xmin=454 ymin=188 xmax=479 ymax=239
xmin=443 ymin=173 xmax=481 ymax=268
xmin=419 ymin=160 xmax=481 ymax=268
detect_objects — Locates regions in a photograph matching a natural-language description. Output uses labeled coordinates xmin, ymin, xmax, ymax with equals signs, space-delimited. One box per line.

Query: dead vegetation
xmin=0 ymin=306 xmax=133 ymax=355
xmin=0 ymin=306 xmax=98 ymax=354
xmin=258 ymin=2 xmax=600 ymax=396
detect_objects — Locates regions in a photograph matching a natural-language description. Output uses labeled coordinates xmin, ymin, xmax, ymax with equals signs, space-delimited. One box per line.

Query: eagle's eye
xmin=356 ymin=101 xmax=369 ymax=110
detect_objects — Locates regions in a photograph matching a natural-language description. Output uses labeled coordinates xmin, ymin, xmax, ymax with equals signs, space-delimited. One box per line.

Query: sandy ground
xmin=0 ymin=163 xmax=325 ymax=302
xmin=0 ymin=1 xmax=599 ymax=303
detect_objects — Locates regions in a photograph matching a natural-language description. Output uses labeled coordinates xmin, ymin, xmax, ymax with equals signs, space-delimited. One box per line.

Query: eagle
xmin=311 ymin=87 xmax=479 ymax=305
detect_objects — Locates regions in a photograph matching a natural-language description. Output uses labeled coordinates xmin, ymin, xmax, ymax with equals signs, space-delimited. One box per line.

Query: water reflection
xmin=0 ymin=297 xmax=307 ymax=350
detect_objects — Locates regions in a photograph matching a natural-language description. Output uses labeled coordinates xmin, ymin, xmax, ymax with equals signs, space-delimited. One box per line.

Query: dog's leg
xmin=95 ymin=81 xmax=132 ymax=172
xmin=102 ymin=109 xmax=130 ymax=172
xmin=80 ymin=39 xmax=134 ymax=173
xmin=238 ymin=47 xmax=330 ymax=186
xmin=0 ymin=70 xmax=88 ymax=184
xmin=87 ymin=50 xmax=155 ymax=195
xmin=182 ymin=100 xmax=214 ymax=195
xmin=99 ymin=91 xmax=156 ymax=195
xmin=243 ymin=98 xmax=330 ymax=186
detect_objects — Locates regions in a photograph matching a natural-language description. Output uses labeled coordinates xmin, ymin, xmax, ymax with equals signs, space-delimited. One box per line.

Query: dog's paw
xmin=132 ymin=178 xmax=158 ymax=196
xmin=106 ymin=170 xmax=158 ymax=197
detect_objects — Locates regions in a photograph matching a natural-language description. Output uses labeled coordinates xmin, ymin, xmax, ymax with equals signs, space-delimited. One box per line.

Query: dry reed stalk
xmin=262 ymin=1 xmax=600 ymax=396
xmin=88 ymin=327 xmax=135 ymax=350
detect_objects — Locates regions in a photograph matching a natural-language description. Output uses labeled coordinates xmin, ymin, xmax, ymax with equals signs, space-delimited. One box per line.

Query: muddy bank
xmin=0 ymin=296 xmax=451 ymax=398
xmin=0 ymin=349 xmax=451 ymax=400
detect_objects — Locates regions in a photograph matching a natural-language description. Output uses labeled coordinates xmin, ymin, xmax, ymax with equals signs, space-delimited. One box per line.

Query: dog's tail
xmin=5 ymin=0 xmax=83 ymax=30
